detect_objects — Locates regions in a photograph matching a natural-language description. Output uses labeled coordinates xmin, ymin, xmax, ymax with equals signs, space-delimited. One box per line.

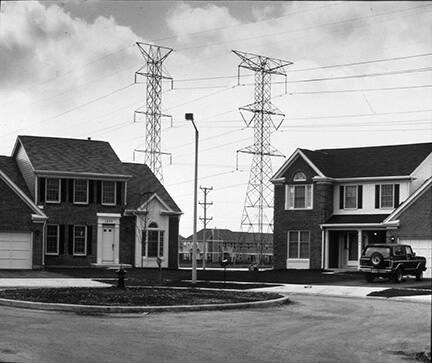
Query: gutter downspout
xmin=41 ymin=219 xmax=47 ymax=270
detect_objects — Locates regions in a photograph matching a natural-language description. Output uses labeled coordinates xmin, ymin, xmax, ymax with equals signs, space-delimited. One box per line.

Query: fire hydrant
xmin=116 ymin=265 xmax=127 ymax=288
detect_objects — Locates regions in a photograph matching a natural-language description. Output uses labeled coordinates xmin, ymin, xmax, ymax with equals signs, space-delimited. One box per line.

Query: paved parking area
xmin=0 ymin=295 xmax=430 ymax=363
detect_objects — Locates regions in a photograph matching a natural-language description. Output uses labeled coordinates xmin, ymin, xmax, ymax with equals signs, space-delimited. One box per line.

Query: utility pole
xmin=199 ymin=186 xmax=213 ymax=271
xmin=134 ymin=42 xmax=173 ymax=183
xmin=233 ymin=50 xmax=292 ymax=266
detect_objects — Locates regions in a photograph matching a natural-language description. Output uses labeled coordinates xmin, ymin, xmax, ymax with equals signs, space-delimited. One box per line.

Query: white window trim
xmin=45 ymin=178 xmax=61 ymax=203
xmin=45 ymin=224 xmax=59 ymax=255
xmin=287 ymin=230 xmax=310 ymax=259
xmin=379 ymin=184 xmax=394 ymax=209
xmin=73 ymin=179 xmax=89 ymax=205
xmin=73 ymin=225 xmax=87 ymax=256
xmin=101 ymin=181 xmax=117 ymax=206
xmin=343 ymin=185 xmax=358 ymax=210
xmin=145 ymin=226 xmax=165 ymax=258
xmin=285 ymin=184 xmax=313 ymax=210
xmin=293 ymin=172 xmax=307 ymax=182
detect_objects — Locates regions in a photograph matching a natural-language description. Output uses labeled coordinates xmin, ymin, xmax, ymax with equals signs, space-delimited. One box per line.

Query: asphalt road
xmin=0 ymin=296 xmax=430 ymax=363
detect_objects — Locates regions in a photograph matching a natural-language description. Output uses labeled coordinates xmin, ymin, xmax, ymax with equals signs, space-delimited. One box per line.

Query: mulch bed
xmin=368 ymin=288 xmax=432 ymax=298
xmin=97 ymin=279 xmax=280 ymax=290
xmin=0 ymin=287 xmax=282 ymax=306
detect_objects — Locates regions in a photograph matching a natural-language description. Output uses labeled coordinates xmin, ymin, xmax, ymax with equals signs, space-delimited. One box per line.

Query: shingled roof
xmin=296 ymin=142 xmax=432 ymax=178
xmin=183 ymin=228 xmax=272 ymax=244
xmin=16 ymin=135 xmax=128 ymax=177
xmin=0 ymin=155 xmax=31 ymax=197
xmin=122 ymin=162 xmax=181 ymax=213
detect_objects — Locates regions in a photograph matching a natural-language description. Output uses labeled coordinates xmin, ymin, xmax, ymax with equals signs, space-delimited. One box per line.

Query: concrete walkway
xmin=249 ymin=283 xmax=432 ymax=304
xmin=0 ymin=278 xmax=109 ymax=288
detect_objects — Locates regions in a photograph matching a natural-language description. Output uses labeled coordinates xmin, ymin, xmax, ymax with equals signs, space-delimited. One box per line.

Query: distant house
xmin=271 ymin=142 xmax=432 ymax=277
xmin=0 ymin=135 xmax=181 ymax=269
xmin=179 ymin=228 xmax=273 ymax=265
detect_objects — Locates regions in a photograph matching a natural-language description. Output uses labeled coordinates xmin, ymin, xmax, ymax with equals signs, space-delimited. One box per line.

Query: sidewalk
xmin=249 ymin=283 xmax=432 ymax=304
xmin=0 ymin=278 xmax=108 ymax=288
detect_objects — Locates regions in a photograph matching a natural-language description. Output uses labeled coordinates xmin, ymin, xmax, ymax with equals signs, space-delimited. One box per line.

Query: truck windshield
xmin=363 ymin=247 xmax=390 ymax=258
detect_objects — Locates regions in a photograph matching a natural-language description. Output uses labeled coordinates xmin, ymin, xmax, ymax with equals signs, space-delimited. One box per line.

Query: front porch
xmin=322 ymin=229 xmax=387 ymax=270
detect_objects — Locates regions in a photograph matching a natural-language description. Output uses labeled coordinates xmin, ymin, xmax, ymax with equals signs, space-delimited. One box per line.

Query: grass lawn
xmin=367 ymin=288 xmax=432 ymax=298
xmin=0 ymin=287 xmax=282 ymax=306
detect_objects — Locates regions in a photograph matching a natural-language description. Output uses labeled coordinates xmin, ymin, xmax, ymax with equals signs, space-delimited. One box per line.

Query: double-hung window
xmin=74 ymin=179 xmax=88 ymax=204
xmin=286 ymin=185 xmax=312 ymax=209
xmin=288 ymin=231 xmax=310 ymax=259
xmin=380 ymin=184 xmax=394 ymax=208
xmin=145 ymin=222 xmax=164 ymax=258
xmin=102 ymin=181 xmax=116 ymax=205
xmin=46 ymin=178 xmax=61 ymax=203
xmin=339 ymin=185 xmax=363 ymax=210
xmin=375 ymin=184 xmax=399 ymax=209
xmin=344 ymin=185 xmax=357 ymax=209
xmin=73 ymin=226 xmax=87 ymax=256
xmin=46 ymin=225 xmax=59 ymax=255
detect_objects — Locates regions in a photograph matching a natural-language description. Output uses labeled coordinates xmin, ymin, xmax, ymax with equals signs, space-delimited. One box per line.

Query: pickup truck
xmin=359 ymin=244 xmax=427 ymax=283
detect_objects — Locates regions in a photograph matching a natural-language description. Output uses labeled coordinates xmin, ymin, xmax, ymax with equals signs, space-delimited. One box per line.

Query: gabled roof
xmin=122 ymin=162 xmax=181 ymax=214
xmin=274 ymin=142 xmax=432 ymax=179
xmin=384 ymin=177 xmax=432 ymax=223
xmin=15 ymin=135 xmax=129 ymax=177
xmin=0 ymin=156 xmax=47 ymax=220
xmin=0 ymin=156 xmax=31 ymax=198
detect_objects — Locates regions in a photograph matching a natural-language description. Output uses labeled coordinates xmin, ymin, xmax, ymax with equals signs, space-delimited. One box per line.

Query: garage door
xmin=0 ymin=232 xmax=32 ymax=269
xmin=401 ymin=240 xmax=432 ymax=278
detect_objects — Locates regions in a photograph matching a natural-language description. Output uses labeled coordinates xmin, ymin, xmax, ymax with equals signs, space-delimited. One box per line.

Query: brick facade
xmin=168 ymin=216 xmax=179 ymax=269
xmin=120 ymin=216 xmax=135 ymax=265
xmin=391 ymin=186 xmax=432 ymax=240
xmin=273 ymin=156 xmax=333 ymax=270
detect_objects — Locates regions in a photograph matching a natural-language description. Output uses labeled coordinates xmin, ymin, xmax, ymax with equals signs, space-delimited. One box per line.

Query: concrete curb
xmin=0 ymin=294 xmax=289 ymax=314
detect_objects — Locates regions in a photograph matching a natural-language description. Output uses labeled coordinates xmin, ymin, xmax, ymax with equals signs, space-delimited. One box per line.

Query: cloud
xmin=0 ymin=1 xmax=140 ymax=94
xmin=166 ymin=2 xmax=241 ymax=43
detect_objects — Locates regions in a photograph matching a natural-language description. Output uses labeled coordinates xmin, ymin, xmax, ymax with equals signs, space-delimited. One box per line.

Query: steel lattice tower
xmin=134 ymin=42 xmax=173 ymax=183
xmin=233 ymin=50 xmax=292 ymax=263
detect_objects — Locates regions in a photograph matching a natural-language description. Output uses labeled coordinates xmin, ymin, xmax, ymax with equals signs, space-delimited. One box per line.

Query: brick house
xmin=271 ymin=142 xmax=432 ymax=276
xmin=0 ymin=135 xmax=181 ymax=269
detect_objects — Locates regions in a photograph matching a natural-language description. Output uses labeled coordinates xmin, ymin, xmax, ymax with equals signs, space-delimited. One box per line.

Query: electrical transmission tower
xmin=199 ymin=186 xmax=213 ymax=271
xmin=233 ymin=50 xmax=292 ymax=264
xmin=134 ymin=42 xmax=173 ymax=183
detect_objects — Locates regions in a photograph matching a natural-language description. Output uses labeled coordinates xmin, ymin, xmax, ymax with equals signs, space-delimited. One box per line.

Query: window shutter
xmin=357 ymin=185 xmax=363 ymax=209
xmin=68 ymin=179 xmax=74 ymax=203
xmin=89 ymin=180 xmax=95 ymax=204
xmin=87 ymin=226 xmax=92 ymax=255
xmin=394 ymin=184 xmax=400 ymax=207
xmin=61 ymin=179 xmax=67 ymax=203
xmin=339 ymin=186 xmax=344 ymax=209
xmin=116 ymin=181 xmax=122 ymax=205
xmin=39 ymin=178 xmax=46 ymax=203
xmin=375 ymin=185 xmax=380 ymax=208
xmin=68 ymin=225 xmax=74 ymax=255
xmin=59 ymin=225 xmax=65 ymax=255
xmin=96 ymin=181 xmax=102 ymax=204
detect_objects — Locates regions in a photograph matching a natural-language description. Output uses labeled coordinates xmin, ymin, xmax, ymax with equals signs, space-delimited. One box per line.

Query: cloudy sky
xmin=1 ymin=1 xmax=431 ymax=236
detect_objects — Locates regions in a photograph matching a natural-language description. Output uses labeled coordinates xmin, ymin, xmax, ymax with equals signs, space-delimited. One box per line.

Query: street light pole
xmin=185 ymin=113 xmax=198 ymax=284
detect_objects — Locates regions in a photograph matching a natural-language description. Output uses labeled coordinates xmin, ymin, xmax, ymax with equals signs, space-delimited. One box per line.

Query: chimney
xmin=87 ymin=137 xmax=91 ymax=141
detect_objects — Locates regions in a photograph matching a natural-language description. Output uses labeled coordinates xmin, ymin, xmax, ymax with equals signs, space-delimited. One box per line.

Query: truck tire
xmin=415 ymin=269 xmax=423 ymax=281
xmin=392 ymin=268 xmax=403 ymax=283
xmin=370 ymin=252 xmax=383 ymax=267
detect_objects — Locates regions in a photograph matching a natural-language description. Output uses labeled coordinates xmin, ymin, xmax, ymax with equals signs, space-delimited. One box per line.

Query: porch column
xmin=324 ymin=229 xmax=330 ymax=269
xmin=113 ymin=224 xmax=120 ymax=264
xmin=357 ymin=229 xmax=363 ymax=270
xmin=96 ymin=223 xmax=103 ymax=264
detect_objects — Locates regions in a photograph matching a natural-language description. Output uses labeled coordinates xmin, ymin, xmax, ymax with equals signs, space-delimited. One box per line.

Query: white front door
xmin=102 ymin=224 xmax=114 ymax=263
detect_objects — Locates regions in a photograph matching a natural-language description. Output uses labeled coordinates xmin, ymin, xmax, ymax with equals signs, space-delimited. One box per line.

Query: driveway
xmin=0 ymin=296 xmax=430 ymax=363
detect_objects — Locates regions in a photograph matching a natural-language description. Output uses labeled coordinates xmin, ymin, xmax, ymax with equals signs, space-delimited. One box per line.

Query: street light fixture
xmin=185 ymin=113 xmax=198 ymax=284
